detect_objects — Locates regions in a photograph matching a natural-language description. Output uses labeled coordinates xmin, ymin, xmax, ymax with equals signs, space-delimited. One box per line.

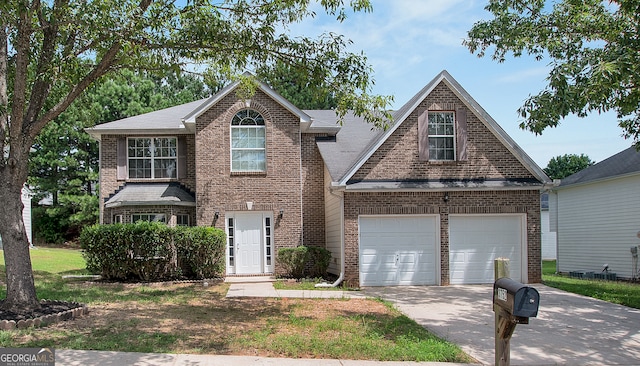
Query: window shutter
xmin=117 ymin=137 xmax=127 ymax=180
xmin=417 ymin=109 xmax=429 ymax=161
xmin=456 ymin=107 xmax=468 ymax=161
xmin=178 ymin=136 xmax=187 ymax=179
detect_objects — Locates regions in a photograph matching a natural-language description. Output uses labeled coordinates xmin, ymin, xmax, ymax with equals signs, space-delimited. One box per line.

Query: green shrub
xmin=277 ymin=246 xmax=308 ymax=278
xmin=80 ymin=223 xmax=225 ymax=281
xmin=306 ymin=246 xmax=331 ymax=278
xmin=175 ymin=226 xmax=226 ymax=278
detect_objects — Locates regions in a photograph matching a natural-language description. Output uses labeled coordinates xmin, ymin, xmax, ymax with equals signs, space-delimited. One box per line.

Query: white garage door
xmin=359 ymin=216 xmax=438 ymax=286
xmin=449 ymin=215 xmax=525 ymax=284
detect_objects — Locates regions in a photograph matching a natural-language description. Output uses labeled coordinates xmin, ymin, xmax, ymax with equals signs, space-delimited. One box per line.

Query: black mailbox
xmin=493 ymin=277 xmax=540 ymax=318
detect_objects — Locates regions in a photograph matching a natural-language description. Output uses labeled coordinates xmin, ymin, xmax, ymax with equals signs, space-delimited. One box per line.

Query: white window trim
xmin=127 ymin=137 xmax=178 ymax=179
xmin=132 ymin=213 xmax=166 ymax=224
xmin=230 ymin=110 xmax=266 ymax=173
xmin=428 ymin=111 xmax=456 ymax=161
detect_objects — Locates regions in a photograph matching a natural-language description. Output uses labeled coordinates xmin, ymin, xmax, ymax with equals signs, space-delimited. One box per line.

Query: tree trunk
xmin=0 ymin=178 xmax=40 ymax=313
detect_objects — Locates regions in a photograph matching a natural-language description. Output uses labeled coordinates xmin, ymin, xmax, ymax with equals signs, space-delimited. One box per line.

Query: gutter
xmin=315 ymin=185 xmax=346 ymax=288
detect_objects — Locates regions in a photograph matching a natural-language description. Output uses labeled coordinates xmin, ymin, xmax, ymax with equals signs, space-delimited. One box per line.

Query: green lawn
xmin=0 ymin=248 xmax=471 ymax=362
xmin=542 ymin=260 xmax=640 ymax=309
xmin=0 ymin=247 xmax=87 ymax=274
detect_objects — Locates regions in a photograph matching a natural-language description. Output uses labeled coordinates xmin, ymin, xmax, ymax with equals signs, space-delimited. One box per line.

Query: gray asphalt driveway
xmin=364 ymin=284 xmax=640 ymax=366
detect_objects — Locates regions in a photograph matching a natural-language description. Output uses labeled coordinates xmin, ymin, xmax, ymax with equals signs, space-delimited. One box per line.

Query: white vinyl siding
xmin=324 ymin=166 xmax=342 ymax=275
xmin=556 ymin=174 xmax=640 ymax=279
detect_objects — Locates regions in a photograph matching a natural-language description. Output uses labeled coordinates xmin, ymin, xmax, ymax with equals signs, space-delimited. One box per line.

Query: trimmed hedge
xmin=277 ymin=246 xmax=331 ymax=278
xmin=80 ymin=222 xmax=225 ymax=281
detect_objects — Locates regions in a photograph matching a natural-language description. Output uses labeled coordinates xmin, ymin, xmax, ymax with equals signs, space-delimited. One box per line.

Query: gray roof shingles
xmin=105 ymin=183 xmax=195 ymax=208
xmin=560 ymin=145 xmax=640 ymax=187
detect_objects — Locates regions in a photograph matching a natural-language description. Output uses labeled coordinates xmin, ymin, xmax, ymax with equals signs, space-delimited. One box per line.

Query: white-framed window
xmin=428 ymin=111 xmax=456 ymax=161
xmin=176 ymin=214 xmax=190 ymax=227
xmin=231 ymin=109 xmax=266 ymax=172
xmin=113 ymin=214 xmax=123 ymax=224
xmin=128 ymin=137 xmax=177 ymax=179
xmin=132 ymin=213 xmax=166 ymax=224
xmin=227 ymin=217 xmax=235 ymax=267
xmin=265 ymin=216 xmax=272 ymax=266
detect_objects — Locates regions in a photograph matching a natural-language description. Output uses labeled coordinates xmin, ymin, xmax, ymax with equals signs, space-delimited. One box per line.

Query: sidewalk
xmin=225 ymin=280 xmax=367 ymax=299
xmin=56 ymin=350 xmax=474 ymax=366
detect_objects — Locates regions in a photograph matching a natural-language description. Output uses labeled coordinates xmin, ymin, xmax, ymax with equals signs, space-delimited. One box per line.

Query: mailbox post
xmin=493 ymin=277 xmax=540 ymax=366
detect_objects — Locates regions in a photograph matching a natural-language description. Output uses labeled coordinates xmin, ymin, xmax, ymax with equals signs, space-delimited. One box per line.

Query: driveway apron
xmin=364 ymin=284 xmax=640 ymax=366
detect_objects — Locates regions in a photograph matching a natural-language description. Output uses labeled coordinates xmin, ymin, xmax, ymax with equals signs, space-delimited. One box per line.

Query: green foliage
xmin=277 ymin=246 xmax=332 ymax=278
xmin=465 ymin=0 xmax=640 ymax=145
xmin=257 ymin=61 xmax=337 ymax=109
xmin=80 ymin=223 xmax=225 ymax=281
xmin=174 ymin=226 xmax=226 ymax=279
xmin=277 ymin=247 xmax=309 ymax=278
xmin=306 ymin=246 xmax=332 ymax=278
xmin=544 ymin=153 xmax=595 ymax=179
xmin=542 ymin=261 xmax=640 ymax=309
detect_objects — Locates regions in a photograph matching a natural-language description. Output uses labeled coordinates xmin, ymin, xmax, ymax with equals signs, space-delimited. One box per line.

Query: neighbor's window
xmin=428 ymin=111 xmax=455 ymax=161
xmin=231 ymin=109 xmax=266 ymax=172
xmin=132 ymin=213 xmax=166 ymax=224
xmin=128 ymin=137 xmax=177 ymax=179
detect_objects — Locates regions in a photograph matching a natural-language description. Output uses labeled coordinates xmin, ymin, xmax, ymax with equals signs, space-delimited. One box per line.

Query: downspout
xmin=316 ymin=186 xmax=345 ymax=288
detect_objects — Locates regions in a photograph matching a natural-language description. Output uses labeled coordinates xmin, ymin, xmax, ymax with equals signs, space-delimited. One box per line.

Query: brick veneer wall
xmin=342 ymin=190 xmax=542 ymax=286
xmin=301 ymin=134 xmax=326 ymax=248
xmin=194 ymin=90 xmax=307 ymax=274
xmin=351 ymin=82 xmax=534 ymax=182
xmin=98 ymin=134 xmax=196 ymax=224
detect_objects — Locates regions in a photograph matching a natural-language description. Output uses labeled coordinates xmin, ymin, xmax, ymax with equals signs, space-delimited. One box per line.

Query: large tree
xmin=0 ymin=0 xmax=392 ymax=313
xmin=464 ymin=0 xmax=640 ymax=144
xmin=544 ymin=153 xmax=595 ymax=180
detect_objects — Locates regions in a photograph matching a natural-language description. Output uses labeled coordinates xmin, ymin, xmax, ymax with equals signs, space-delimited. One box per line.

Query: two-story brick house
xmin=86 ymin=70 xmax=551 ymax=286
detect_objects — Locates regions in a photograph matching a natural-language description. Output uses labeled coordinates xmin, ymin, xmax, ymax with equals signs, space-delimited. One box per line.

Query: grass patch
xmin=0 ymin=247 xmax=88 ymax=275
xmin=542 ymin=260 xmax=640 ymax=309
xmin=273 ymin=278 xmax=344 ymax=291
xmin=0 ymin=249 xmax=471 ymax=362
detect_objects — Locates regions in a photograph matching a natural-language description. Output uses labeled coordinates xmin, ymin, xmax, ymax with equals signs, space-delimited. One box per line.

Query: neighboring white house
xmin=540 ymin=193 xmax=557 ymax=260
xmin=0 ymin=186 xmax=33 ymax=248
xmin=549 ymin=146 xmax=640 ymax=279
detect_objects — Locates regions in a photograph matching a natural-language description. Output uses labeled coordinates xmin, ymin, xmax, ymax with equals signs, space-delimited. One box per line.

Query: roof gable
xmin=183 ymin=72 xmax=311 ymax=127
xmin=559 ymin=146 xmax=640 ymax=187
xmin=337 ymin=70 xmax=550 ymax=185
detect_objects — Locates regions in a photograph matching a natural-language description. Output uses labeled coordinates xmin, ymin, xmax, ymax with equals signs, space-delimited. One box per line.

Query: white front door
xmin=235 ymin=213 xmax=264 ymax=274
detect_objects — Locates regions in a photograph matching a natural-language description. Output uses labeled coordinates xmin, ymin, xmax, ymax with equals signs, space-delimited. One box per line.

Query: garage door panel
xmin=359 ymin=216 xmax=438 ymax=286
xmin=449 ymin=215 xmax=523 ymax=285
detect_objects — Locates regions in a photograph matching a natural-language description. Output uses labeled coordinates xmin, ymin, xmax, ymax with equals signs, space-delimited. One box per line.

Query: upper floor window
xmin=231 ymin=109 xmax=266 ymax=172
xmin=128 ymin=137 xmax=177 ymax=179
xmin=427 ymin=111 xmax=455 ymax=161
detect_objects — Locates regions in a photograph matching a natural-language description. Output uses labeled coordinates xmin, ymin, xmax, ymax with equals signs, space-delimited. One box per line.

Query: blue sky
xmin=288 ymin=0 xmax=632 ymax=168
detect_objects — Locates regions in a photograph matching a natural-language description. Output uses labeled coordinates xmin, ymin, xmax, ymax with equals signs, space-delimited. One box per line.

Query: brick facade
xmin=342 ymin=190 xmax=542 ymax=286
xmin=94 ymin=74 xmax=545 ymax=284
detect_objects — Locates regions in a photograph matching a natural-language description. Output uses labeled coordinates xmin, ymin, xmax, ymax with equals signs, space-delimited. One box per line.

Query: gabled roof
xmin=314 ymin=111 xmax=386 ymax=181
xmin=334 ymin=70 xmax=550 ymax=186
xmin=85 ymin=99 xmax=208 ymax=140
xmin=183 ymin=72 xmax=312 ymax=128
xmin=86 ymin=72 xmax=314 ymax=140
xmin=558 ymin=145 xmax=640 ymax=187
